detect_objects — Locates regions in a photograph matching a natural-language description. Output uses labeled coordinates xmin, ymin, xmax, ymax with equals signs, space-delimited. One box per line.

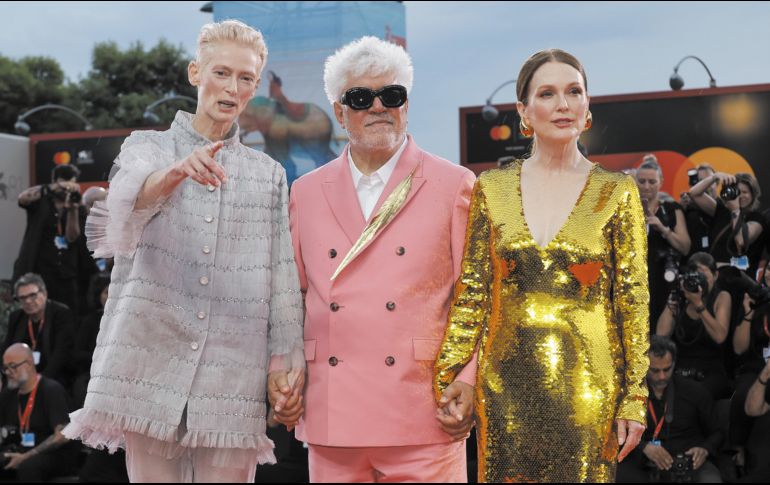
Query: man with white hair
xmin=288 ymin=36 xmax=477 ymax=482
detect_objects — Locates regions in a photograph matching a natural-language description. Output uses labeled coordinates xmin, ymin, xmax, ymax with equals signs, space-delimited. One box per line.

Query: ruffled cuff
xmin=267 ymin=344 xmax=306 ymax=388
xmin=86 ymin=152 xmax=168 ymax=258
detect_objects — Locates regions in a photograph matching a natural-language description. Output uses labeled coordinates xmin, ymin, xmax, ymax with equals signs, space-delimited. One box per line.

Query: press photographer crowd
xmin=618 ymin=155 xmax=770 ymax=484
xmin=0 ymin=153 xmax=769 ymax=483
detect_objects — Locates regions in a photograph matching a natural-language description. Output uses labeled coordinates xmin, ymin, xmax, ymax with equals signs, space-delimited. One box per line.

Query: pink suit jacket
xmin=289 ymin=136 xmax=477 ymax=447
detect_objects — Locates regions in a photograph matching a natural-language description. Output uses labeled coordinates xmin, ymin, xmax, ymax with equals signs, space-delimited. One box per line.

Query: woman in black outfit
xmin=689 ymin=171 xmax=764 ymax=275
xmin=636 ymin=156 xmax=691 ymax=332
xmin=657 ymin=252 xmax=732 ymax=399
xmin=729 ymin=262 xmax=770 ymax=457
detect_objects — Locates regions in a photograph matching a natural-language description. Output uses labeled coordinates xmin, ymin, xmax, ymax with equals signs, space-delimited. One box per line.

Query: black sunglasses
xmin=340 ymin=85 xmax=407 ymax=110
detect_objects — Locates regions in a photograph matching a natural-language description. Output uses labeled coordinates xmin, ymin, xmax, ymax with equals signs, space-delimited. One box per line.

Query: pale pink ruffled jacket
xmin=63 ymin=111 xmax=304 ymax=466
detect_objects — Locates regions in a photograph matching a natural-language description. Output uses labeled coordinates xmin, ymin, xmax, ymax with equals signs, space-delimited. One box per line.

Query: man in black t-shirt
xmin=617 ymin=336 xmax=723 ymax=483
xmin=0 ymin=343 xmax=76 ymax=482
xmin=3 ymin=273 xmax=75 ymax=388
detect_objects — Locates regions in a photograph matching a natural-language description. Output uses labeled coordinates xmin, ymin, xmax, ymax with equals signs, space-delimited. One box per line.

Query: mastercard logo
xmin=53 ymin=151 xmax=71 ymax=165
xmin=489 ymin=125 xmax=512 ymax=141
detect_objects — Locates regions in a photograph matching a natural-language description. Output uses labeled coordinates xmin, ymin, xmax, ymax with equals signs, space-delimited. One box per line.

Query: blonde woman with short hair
xmin=63 ymin=20 xmax=305 ymax=482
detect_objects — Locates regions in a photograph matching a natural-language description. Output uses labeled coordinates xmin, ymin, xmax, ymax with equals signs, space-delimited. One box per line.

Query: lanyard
xmin=17 ymin=375 xmax=41 ymax=434
xmin=648 ymin=399 xmax=667 ymax=441
xmin=53 ymin=204 xmax=64 ymax=237
xmin=28 ymin=317 xmax=45 ymax=351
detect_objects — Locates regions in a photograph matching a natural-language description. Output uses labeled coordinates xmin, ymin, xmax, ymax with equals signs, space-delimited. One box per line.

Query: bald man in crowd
xmin=0 ymin=343 xmax=77 ymax=482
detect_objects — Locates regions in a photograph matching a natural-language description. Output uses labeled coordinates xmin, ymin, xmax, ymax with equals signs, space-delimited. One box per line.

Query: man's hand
xmin=643 ymin=443 xmax=673 ymax=470
xmin=3 ymin=452 xmax=29 ymax=470
xmin=267 ymin=370 xmax=305 ymax=431
xmin=617 ymin=419 xmax=645 ymax=462
xmin=685 ymin=446 xmax=709 ymax=470
xmin=436 ymin=381 xmax=475 ymax=441
xmin=174 ymin=141 xmax=227 ymax=187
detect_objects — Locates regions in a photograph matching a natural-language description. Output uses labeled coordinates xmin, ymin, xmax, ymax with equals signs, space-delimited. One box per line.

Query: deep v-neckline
xmin=517 ymin=162 xmax=596 ymax=251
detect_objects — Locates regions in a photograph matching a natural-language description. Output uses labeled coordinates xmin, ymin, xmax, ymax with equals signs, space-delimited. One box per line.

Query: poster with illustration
xmin=213 ymin=1 xmax=407 ymax=185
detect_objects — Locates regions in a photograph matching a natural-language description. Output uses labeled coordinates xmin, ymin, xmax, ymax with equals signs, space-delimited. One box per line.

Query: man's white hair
xmin=196 ymin=19 xmax=268 ymax=71
xmin=323 ymin=36 xmax=413 ymax=105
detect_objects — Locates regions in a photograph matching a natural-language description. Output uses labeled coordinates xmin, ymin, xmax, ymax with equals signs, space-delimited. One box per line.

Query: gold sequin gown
xmin=435 ymin=162 xmax=649 ymax=483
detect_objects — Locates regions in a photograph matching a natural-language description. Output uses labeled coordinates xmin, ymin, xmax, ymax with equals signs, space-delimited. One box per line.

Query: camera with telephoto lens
xmin=660 ymin=248 xmax=681 ymax=283
xmin=720 ymin=183 xmax=740 ymax=202
xmin=720 ymin=266 xmax=770 ymax=310
xmin=654 ymin=206 xmax=682 ymax=283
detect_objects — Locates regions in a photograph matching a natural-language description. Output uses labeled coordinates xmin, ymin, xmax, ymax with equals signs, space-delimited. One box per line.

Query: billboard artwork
xmin=213 ymin=1 xmax=407 ymax=185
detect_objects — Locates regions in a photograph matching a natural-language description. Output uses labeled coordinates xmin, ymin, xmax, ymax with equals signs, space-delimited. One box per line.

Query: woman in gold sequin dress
xmin=434 ymin=50 xmax=650 ymax=483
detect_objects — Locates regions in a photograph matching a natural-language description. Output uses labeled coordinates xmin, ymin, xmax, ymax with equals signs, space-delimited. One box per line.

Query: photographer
xmin=636 ymin=155 xmax=691 ymax=332
xmin=0 ymin=344 xmax=76 ymax=482
xmin=740 ymin=353 xmax=770 ymax=482
xmin=731 ymin=262 xmax=770 ymax=384
xmin=726 ymin=262 xmax=770 ymax=476
xmin=689 ymin=172 xmax=764 ymax=276
xmin=13 ymin=165 xmax=90 ymax=315
xmin=657 ymin=252 xmax=731 ymax=399
xmin=617 ymin=336 xmax=723 ymax=483
xmin=745 ymin=354 xmax=770 ymax=419
xmin=681 ymin=164 xmax=716 ymax=258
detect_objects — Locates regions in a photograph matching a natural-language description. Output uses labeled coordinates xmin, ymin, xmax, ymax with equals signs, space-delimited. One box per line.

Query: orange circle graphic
xmin=53 ymin=151 xmax=71 ymax=165
xmin=670 ymin=147 xmax=754 ymax=200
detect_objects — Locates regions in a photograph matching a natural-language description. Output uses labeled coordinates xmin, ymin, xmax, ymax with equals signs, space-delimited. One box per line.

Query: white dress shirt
xmin=348 ymin=138 xmax=408 ymax=220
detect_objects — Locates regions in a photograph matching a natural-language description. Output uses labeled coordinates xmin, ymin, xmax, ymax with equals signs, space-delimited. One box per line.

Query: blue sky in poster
xmin=213 ymin=2 xmax=406 ymax=183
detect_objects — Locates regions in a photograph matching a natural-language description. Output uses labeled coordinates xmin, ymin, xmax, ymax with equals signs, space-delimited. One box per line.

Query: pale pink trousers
xmin=124 ymin=432 xmax=258 ymax=483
